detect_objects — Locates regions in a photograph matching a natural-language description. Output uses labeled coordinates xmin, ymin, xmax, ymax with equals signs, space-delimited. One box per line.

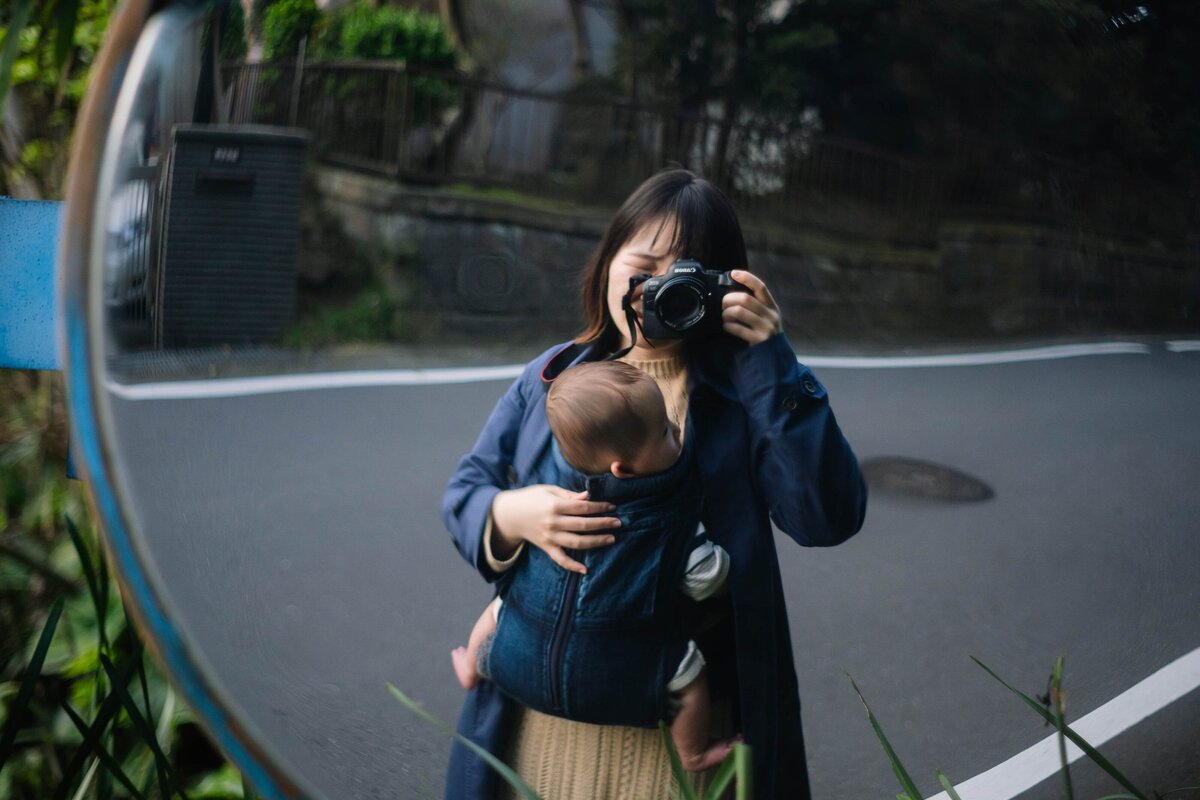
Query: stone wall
xmin=308 ymin=167 xmax=1200 ymax=345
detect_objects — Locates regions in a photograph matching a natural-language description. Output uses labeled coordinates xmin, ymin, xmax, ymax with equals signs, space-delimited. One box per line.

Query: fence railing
xmin=220 ymin=59 xmax=1195 ymax=245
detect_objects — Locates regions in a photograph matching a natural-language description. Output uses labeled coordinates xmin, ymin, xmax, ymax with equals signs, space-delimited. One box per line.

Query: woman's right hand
xmin=490 ymin=486 xmax=621 ymax=574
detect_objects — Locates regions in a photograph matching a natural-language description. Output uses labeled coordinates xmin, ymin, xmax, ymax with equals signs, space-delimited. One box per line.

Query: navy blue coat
xmin=441 ymin=332 xmax=868 ymax=799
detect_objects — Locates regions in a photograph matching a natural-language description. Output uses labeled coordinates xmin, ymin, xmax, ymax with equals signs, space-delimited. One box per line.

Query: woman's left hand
xmin=722 ymin=270 xmax=783 ymax=345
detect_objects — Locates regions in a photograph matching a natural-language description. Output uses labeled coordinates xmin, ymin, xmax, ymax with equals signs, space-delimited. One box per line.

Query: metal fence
xmin=221 ymin=59 xmax=1194 ymax=244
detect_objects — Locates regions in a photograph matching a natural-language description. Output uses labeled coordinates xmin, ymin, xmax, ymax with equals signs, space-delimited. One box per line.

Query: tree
xmin=1 ymin=0 xmax=115 ymax=199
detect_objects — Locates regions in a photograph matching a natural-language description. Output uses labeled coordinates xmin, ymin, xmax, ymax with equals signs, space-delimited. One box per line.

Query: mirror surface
xmin=76 ymin=1 xmax=1199 ymax=797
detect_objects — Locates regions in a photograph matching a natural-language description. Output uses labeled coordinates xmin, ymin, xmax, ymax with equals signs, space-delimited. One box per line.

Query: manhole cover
xmin=861 ymin=457 xmax=993 ymax=502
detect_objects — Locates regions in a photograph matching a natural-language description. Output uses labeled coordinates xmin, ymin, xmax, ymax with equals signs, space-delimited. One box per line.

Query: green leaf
xmin=700 ymin=744 xmax=742 ymax=800
xmin=936 ymin=769 xmax=963 ymax=800
xmin=98 ymin=653 xmax=187 ymax=800
xmin=66 ymin=514 xmax=109 ymax=652
xmin=186 ymin=764 xmax=246 ymax=799
xmin=1050 ymin=655 xmax=1074 ymax=800
xmin=387 ymin=684 xmax=542 ymax=800
xmin=60 ymin=701 xmax=146 ymax=800
xmin=658 ymin=721 xmax=700 ymax=800
xmin=50 ymin=653 xmax=142 ymax=800
xmin=847 ymin=673 xmax=922 ymax=800
xmin=970 ymin=657 xmax=1147 ymax=800
xmin=0 ymin=597 xmax=64 ymax=773
xmin=0 ymin=0 xmax=35 ymax=149
xmin=53 ymin=0 xmax=81 ymax=72
xmin=733 ymin=744 xmax=751 ymax=800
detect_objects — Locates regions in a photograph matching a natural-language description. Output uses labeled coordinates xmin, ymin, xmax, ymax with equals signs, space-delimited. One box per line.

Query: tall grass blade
xmin=98 ymin=653 xmax=187 ymax=799
xmin=66 ymin=515 xmax=109 ymax=652
xmin=0 ymin=538 xmax=76 ymax=592
xmin=847 ymin=673 xmax=922 ymax=800
xmin=52 ymin=0 xmax=81 ymax=72
xmin=69 ymin=758 xmax=102 ymax=800
xmin=1051 ymin=656 xmax=1074 ymax=800
xmin=733 ymin=744 xmax=751 ymax=800
xmin=970 ymin=657 xmax=1147 ymax=800
xmin=700 ymin=743 xmax=750 ymax=800
xmin=387 ymin=684 xmax=542 ymax=800
xmin=61 ymin=701 xmax=146 ymax=800
xmin=51 ymin=655 xmax=142 ymax=800
xmin=936 ymin=769 xmax=963 ymax=800
xmin=0 ymin=597 xmax=64 ymax=772
xmin=657 ymin=721 xmax=700 ymax=800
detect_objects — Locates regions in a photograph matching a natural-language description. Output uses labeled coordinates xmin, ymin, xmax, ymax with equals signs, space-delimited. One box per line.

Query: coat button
xmin=782 ymin=396 xmax=799 ymax=411
xmin=802 ymin=379 xmax=818 ymax=395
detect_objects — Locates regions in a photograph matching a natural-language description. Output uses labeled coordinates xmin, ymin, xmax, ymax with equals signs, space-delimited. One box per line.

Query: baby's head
xmin=546 ymin=361 xmax=681 ymax=478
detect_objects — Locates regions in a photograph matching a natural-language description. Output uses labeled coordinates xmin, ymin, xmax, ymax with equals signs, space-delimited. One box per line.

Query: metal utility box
xmin=156 ymin=124 xmax=309 ymax=348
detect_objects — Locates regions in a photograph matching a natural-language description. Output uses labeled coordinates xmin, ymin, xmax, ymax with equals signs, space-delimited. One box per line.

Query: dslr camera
xmin=639 ymin=260 xmax=747 ymax=340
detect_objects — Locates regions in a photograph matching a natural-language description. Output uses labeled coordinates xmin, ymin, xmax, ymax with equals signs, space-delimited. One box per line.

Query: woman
xmin=442 ymin=169 xmax=867 ymax=799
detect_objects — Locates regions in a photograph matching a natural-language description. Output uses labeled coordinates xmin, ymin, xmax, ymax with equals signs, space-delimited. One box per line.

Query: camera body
xmin=640 ymin=260 xmax=746 ymax=340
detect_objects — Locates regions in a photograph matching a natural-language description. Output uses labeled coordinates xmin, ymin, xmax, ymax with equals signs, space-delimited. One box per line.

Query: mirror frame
xmin=59 ymin=1 xmax=312 ymax=796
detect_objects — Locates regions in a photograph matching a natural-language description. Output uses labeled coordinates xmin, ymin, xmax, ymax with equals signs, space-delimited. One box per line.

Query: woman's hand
xmin=722 ymin=270 xmax=783 ymax=345
xmin=490 ymin=485 xmax=621 ymax=574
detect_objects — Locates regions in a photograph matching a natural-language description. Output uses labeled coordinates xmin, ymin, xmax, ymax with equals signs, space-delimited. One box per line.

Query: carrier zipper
xmin=548 ymin=569 xmax=581 ymax=712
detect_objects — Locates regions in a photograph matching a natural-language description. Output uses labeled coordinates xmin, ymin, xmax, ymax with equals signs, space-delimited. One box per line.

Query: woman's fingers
xmin=551 ymin=530 xmax=617 ymax=550
xmin=725 ymin=270 xmax=783 ymax=341
xmin=545 ymin=487 xmax=617 ymax=515
xmin=554 ymin=513 xmax=622 ymax=533
xmin=722 ymin=302 xmax=778 ymax=344
xmin=722 ymin=291 xmax=775 ymax=322
xmin=729 ymin=269 xmax=778 ymax=309
xmin=546 ymin=545 xmax=587 ymax=574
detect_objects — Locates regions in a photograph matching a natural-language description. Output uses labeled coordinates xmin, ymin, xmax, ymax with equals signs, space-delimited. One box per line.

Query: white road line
xmin=924 ymin=647 xmax=1200 ymax=800
xmin=105 ymin=341 xmax=1153 ymax=400
xmin=105 ymin=364 xmax=525 ymax=400
xmin=799 ymin=342 xmax=1150 ymax=368
xmin=1166 ymin=340 xmax=1200 ymax=353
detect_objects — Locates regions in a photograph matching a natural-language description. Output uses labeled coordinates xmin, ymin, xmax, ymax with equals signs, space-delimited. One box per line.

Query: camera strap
xmin=609 ymin=276 xmax=653 ymax=361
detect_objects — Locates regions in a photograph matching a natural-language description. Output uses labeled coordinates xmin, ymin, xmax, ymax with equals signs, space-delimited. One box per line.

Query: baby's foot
xmin=451 ymin=647 xmax=479 ymax=690
xmin=681 ymin=736 xmax=740 ymax=773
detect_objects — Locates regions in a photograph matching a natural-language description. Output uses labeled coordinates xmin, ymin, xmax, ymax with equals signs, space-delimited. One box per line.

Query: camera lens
xmin=656 ymin=280 xmax=706 ymax=331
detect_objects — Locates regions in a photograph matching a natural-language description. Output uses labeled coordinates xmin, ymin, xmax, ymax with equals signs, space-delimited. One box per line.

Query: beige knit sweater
xmin=482 ymin=351 xmax=723 ymax=799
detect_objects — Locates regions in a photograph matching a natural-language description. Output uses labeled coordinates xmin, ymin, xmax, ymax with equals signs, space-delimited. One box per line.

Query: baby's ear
xmin=610 ymin=461 xmax=636 ymax=479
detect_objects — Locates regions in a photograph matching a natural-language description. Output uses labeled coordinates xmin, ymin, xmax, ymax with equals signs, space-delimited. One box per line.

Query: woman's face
xmin=604 ymin=216 xmax=685 ymax=357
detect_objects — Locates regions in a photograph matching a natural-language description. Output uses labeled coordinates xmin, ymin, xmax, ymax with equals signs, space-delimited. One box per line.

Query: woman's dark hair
xmin=576 ymin=169 xmax=749 ymax=352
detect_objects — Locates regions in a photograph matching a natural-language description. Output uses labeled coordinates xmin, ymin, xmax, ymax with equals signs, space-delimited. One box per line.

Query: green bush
xmin=217 ymin=0 xmax=247 ymax=63
xmin=261 ymin=0 xmax=320 ymax=60
xmin=322 ymin=2 xmax=456 ymax=67
xmin=307 ymin=1 xmax=459 ymax=129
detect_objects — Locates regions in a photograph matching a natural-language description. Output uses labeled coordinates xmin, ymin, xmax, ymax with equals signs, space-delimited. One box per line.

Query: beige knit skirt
xmin=499 ymin=704 xmax=732 ymax=800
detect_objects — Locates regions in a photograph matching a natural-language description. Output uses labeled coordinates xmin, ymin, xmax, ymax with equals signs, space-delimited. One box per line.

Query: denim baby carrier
xmin=487 ymin=437 xmax=704 ymax=727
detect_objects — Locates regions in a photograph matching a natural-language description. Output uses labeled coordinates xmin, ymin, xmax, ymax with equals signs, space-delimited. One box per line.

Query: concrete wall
xmin=309 ymin=167 xmax=1200 ymax=345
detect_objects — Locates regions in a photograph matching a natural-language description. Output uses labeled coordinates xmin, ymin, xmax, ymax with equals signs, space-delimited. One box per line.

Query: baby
xmin=451 ymin=360 xmax=737 ymax=772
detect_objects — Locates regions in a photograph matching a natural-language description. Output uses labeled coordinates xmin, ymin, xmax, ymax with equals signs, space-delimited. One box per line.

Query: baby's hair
xmin=546 ymin=361 xmax=662 ymax=475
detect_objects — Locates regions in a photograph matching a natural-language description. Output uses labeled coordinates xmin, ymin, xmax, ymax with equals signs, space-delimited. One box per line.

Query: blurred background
xmin=2 ymin=0 xmax=1197 ymax=798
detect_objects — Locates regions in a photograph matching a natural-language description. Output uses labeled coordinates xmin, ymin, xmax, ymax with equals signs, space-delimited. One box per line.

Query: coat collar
xmin=539 ymin=341 xmax=600 ymax=388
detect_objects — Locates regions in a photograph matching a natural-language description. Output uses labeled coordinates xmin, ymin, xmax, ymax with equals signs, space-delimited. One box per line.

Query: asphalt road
xmin=103 ymin=343 xmax=1200 ymax=799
